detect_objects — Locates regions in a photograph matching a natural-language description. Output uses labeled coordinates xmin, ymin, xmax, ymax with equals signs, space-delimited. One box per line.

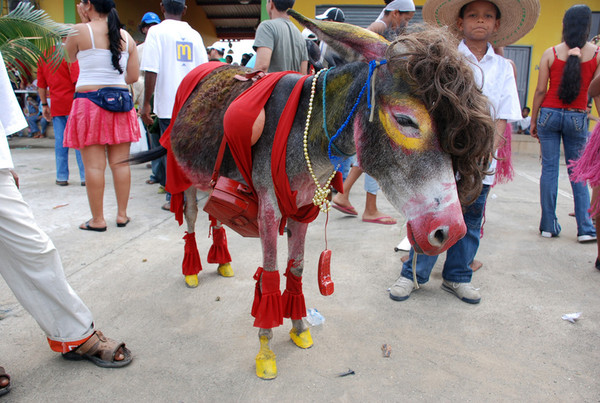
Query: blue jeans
xmin=401 ymin=185 xmax=490 ymax=284
xmin=364 ymin=173 xmax=380 ymax=195
xmin=53 ymin=116 xmax=85 ymax=182
xmin=26 ymin=115 xmax=40 ymax=134
xmin=537 ymin=108 xmax=595 ymax=237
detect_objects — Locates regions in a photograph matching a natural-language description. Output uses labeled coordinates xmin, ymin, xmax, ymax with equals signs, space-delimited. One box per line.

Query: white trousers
xmin=0 ymin=169 xmax=93 ymax=343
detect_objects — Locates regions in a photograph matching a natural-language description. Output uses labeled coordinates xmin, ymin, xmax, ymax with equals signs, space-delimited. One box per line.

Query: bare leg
xmin=255 ymin=199 xmax=281 ymax=379
xmin=182 ymin=186 xmax=201 ymax=287
xmin=286 ymin=220 xmax=311 ymax=346
xmin=184 ymin=186 xmax=198 ymax=234
xmin=107 ymin=143 xmax=131 ymax=224
xmin=332 ymin=165 xmax=362 ymax=209
xmin=362 ymin=191 xmax=396 ymax=224
xmin=79 ymin=144 xmax=107 ymax=229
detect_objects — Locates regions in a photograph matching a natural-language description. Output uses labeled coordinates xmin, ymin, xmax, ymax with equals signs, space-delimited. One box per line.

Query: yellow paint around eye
xmin=379 ymin=102 xmax=432 ymax=151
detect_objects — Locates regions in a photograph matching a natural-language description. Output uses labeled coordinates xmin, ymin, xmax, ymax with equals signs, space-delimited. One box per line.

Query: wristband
xmin=41 ymin=103 xmax=48 ymax=106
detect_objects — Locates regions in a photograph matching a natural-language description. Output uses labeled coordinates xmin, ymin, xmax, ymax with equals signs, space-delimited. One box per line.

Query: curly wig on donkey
xmin=386 ymin=27 xmax=495 ymax=205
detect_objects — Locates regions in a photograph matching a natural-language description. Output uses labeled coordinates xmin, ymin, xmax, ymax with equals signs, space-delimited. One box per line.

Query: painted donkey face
xmin=356 ymin=81 xmax=466 ymax=255
xmin=290 ymin=10 xmax=494 ymax=255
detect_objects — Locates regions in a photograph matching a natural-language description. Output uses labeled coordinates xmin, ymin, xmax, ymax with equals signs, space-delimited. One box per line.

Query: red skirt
xmin=64 ymin=97 xmax=141 ymax=149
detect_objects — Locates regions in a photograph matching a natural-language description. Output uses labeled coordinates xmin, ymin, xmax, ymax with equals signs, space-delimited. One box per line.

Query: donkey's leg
xmin=207 ymin=219 xmax=233 ymax=277
xmin=182 ymin=186 xmax=202 ymax=288
xmin=283 ymin=219 xmax=313 ymax=349
xmin=253 ymin=202 xmax=283 ymax=380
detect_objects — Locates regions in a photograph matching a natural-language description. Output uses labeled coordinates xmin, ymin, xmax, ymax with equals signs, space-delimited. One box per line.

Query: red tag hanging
xmin=318 ymin=249 xmax=334 ymax=296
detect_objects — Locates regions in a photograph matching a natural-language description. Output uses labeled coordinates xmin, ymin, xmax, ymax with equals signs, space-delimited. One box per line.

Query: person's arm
xmin=36 ymin=62 xmax=51 ymax=121
xmin=123 ymin=31 xmax=139 ymax=85
xmin=64 ymin=25 xmax=83 ymax=64
xmin=589 ymin=75 xmax=600 ymax=99
xmin=141 ymin=71 xmax=156 ymax=126
xmin=254 ymin=47 xmax=272 ymax=73
xmin=494 ymin=119 xmax=507 ymax=152
xmin=299 ymin=60 xmax=308 ymax=75
xmin=530 ymin=48 xmax=552 ymax=139
xmin=589 ymin=49 xmax=600 ymax=99
xmin=367 ymin=20 xmax=385 ymax=35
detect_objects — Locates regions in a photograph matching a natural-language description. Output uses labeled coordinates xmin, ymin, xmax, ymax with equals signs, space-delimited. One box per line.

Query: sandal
xmin=0 ymin=366 xmax=10 ymax=397
xmin=62 ymin=331 xmax=132 ymax=368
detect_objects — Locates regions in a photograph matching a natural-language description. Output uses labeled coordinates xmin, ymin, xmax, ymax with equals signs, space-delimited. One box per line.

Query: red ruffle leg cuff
xmin=251 ymin=267 xmax=283 ymax=328
xmin=182 ymin=232 xmax=203 ymax=276
xmin=281 ymin=260 xmax=306 ymax=320
xmin=207 ymin=225 xmax=231 ymax=264
xmin=171 ymin=192 xmax=185 ymax=225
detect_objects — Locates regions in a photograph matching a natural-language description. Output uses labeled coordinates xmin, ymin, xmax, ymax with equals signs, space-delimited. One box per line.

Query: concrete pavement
xmin=1 ymin=136 xmax=599 ymax=401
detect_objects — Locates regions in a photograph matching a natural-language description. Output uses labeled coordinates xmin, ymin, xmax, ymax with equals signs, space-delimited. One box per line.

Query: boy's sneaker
xmin=441 ymin=280 xmax=481 ymax=304
xmin=577 ymin=234 xmax=597 ymax=243
xmin=541 ymin=231 xmax=558 ymax=238
xmin=389 ymin=276 xmax=417 ymax=301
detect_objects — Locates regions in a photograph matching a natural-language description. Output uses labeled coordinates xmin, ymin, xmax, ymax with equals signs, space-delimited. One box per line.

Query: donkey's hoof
xmin=184 ymin=275 xmax=198 ymax=288
xmin=217 ymin=263 xmax=234 ymax=277
xmin=290 ymin=327 xmax=313 ymax=349
xmin=255 ymin=345 xmax=277 ymax=379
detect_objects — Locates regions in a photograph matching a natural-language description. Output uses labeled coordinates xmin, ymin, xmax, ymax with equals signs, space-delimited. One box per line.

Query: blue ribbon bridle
xmin=322 ymin=60 xmax=388 ymax=169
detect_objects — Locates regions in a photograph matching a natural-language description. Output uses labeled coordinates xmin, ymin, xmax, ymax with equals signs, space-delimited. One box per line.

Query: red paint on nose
xmin=406 ymin=206 xmax=466 ymax=256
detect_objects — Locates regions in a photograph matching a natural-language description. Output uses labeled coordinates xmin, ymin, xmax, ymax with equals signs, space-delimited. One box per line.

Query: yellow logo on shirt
xmin=176 ymin=42 xmax=193 ymax=62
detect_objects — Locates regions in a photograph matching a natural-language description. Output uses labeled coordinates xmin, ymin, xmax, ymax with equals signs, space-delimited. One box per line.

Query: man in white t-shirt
xmin=140 ymin=0 xmax=207 ymax=209
xmin=0 ymin=52 xmax=132 ymax=396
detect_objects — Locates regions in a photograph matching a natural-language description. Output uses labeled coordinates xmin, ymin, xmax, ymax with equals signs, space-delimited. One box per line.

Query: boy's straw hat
xmin=422 ymin=0 xmax=540 ymax=47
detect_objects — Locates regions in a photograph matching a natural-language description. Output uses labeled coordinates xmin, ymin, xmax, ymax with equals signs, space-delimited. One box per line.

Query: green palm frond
xmin=0 ymin=2 xmax=75 ymax=83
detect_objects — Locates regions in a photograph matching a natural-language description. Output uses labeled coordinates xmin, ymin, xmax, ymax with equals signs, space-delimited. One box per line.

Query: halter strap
xmin=326 ymin=59 xmax=387 ymax=167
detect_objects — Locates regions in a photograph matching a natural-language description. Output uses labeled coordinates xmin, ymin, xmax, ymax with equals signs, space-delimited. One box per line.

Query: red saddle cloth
xmin=161 ymin=63 xmax=322 ymax=231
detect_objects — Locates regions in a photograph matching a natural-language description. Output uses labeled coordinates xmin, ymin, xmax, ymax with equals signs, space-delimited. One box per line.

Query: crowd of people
xmin=2 ymin=0 xmax=600 ymax=396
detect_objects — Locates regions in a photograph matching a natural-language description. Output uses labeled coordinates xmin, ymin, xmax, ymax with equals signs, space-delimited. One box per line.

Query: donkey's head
xmin=291 ymin=12 xmax=495 ymax=255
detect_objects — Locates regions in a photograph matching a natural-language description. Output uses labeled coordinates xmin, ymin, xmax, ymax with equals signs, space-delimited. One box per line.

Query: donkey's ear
xmin=288 ymin=10 xmax=389 ymax=62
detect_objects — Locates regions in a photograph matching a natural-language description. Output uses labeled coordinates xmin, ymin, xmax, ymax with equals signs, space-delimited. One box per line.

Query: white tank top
xmin=76 ymin=24 xmax=129 ymax=87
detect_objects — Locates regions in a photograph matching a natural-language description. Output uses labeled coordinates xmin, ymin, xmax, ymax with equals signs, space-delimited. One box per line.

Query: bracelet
xmin=41 ymin=103 xmax=48 ymax=106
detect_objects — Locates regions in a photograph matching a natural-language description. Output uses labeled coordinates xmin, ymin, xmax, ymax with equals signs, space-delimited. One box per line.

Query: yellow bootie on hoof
xmin=217 ymin=263 xmax=234 ymax=277
xmin=255 ymin=336 xmax=277 ymax=380
xmin=184 ymin=274 xmax=198 ymax=288
xmin=289 ymin=327 xmax=313 ymax=349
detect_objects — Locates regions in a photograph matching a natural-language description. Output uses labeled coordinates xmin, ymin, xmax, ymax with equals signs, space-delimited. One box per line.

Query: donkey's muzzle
xmin=406 ymin=209 xmax=466 ymax=256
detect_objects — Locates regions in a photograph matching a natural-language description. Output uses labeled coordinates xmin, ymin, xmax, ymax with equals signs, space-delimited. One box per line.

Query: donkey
xmin=152 ymin=13 xmax=495 ymax=379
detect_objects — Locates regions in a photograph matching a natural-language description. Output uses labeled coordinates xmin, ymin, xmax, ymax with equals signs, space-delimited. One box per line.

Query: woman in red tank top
xmin=530 ymin=4 xmax=599 ymax=242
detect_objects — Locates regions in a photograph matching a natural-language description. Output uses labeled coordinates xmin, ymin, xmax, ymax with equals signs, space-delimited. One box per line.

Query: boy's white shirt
xmin=458 ymin=40 xmax=522 ymax=185
xmin=0 ymin=51 xmax=27 ymax=169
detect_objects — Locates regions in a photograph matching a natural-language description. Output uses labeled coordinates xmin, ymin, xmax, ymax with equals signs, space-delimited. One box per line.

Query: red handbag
xmin=203 ymin=137 xmax=260 ymax=238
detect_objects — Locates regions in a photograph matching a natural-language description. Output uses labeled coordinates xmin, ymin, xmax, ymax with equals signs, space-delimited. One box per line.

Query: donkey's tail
xmin=126 ymin=146 xmax=167 ymax=165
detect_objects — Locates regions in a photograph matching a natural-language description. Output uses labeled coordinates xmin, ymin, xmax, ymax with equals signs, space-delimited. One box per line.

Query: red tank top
xmin=541 ymin=46 xmax=599 ymax=110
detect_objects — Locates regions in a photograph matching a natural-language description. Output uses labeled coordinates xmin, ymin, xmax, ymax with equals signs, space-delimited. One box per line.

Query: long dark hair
xmin=85 ymin=0 xmax=124 ymax=74
xmin=558 ymin=4 xmax=592 ymax=104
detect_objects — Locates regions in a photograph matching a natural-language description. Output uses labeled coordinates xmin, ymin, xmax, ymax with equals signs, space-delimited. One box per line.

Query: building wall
xmin=39 ymin=0 xmax=219 ymax=45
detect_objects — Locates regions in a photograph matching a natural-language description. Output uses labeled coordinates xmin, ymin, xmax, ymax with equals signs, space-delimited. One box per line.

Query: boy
xmin=389 ymin=0 xmax=537 ymax=304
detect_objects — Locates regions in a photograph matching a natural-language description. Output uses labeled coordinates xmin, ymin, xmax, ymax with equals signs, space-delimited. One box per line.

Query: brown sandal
xmin=0 ymin=366 xmax=10 ymax=397
xmin=61 ymin=331 xmax=132 ymax=368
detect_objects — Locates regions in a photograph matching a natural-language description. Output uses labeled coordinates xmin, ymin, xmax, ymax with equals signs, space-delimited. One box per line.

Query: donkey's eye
xmin=395 ymin=114 xmax=419 ymax=130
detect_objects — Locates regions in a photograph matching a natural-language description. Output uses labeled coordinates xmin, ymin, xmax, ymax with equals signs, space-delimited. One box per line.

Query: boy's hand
xmin=530 ymin=122 xmax=538 ymax=139
xmin=9 ymin=169 xmax=19 ymax=189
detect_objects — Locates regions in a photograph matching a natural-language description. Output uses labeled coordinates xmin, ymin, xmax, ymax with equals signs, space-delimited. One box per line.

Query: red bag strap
xmin=211 ymin=136 xmax=228 ymax=185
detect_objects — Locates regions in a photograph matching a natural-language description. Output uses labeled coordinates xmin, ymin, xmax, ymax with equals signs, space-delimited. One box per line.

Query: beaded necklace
xmin=303 ymin=68 xmax=335 ymax=213
xmin=303 ymin=60 xmax=387 ymax=213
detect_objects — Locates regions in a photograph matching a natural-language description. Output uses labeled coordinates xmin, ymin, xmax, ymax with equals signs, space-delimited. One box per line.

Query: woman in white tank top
xmin=64 ymin=0 xmax=139 ymax=231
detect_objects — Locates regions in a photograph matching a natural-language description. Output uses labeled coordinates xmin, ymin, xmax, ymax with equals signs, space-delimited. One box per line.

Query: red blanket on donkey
xmin=160 ymin=62 xmax=329 ymax=230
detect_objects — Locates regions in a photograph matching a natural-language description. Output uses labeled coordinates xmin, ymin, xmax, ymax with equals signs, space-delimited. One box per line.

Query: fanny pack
xmin=75 ymin=87 xmax=133 ymax=113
